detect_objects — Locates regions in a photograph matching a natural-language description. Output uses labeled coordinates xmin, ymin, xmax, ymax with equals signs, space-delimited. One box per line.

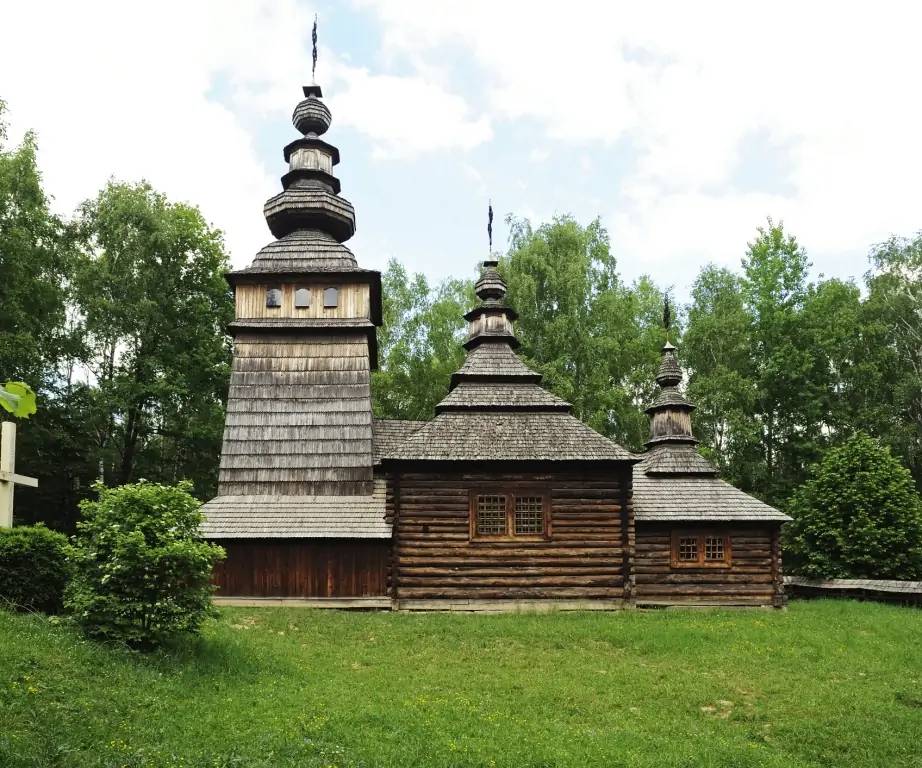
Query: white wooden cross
xmin=0 ymin=421 xmax=38 ymax=528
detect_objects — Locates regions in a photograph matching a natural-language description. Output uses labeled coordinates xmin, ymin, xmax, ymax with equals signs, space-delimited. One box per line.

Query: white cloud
xmin=324 ymin=61 xmax=491 ymax=158
xmin=358 ymin=0 xmax=922 ymax=287
xmin=4 ymin=0 xmax=920 ymax=293
xmin=0 ymin=0 xmax=490 ymax=269
xmin=0 ymin=1 xmax=316 ymax=269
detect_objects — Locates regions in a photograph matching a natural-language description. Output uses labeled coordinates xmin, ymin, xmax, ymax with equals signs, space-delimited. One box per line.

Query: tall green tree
xmin=740 ymin=220 xmax=823 ymax=503
xmin=502 ymin=215 xmax=659 ymax=450
xmin=800 ymin=277 xmax=864 ymax=436
xmin=0 ymin=100 xmax=74 ymax=387
xmin=0 ymin=101 xmax=95 ymax=528
xmin=683 ymin=265 xmax=762 ymax=488
xmin=73 ymin=181 xmax=233 ymax=497
xmin=372 ymin=259 xmax=470 ymax=420
xmin=685 ymin=223 xmax=873 ymax=504
xmin=863 ymin=233 xmax=922 ymax=486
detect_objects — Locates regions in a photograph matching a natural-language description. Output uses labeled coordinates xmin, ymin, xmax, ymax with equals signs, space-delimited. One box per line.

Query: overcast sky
xmin=2 ymin=1 xmax=920 ymax=298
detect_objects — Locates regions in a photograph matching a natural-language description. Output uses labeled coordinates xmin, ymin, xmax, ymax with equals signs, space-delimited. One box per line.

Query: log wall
xmin=392 ymin=468 xmax=632 ymax=602
xmin=635 ymin=522 xmax=783 ymax=607
xmin=212 ymin=539 xmax=389 ymax=597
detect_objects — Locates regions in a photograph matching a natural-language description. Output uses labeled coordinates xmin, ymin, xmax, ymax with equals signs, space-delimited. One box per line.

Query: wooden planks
xmin=392 ymin=468 xmax=632 ymax=602
xmin=212 ymin=539 xmax=388 ymax=597
xmin=634 ymin=522 xmax=784 ymax=607
xmin=235 ymin=282 xmax=369 ymax=320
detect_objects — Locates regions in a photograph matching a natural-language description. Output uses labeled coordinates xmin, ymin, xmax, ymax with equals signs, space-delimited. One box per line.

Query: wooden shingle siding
xmin=393 ymin=469 xmax=630 ymax=601
xmin=217 ymin=332 xmax=373 ymax=496
xmin=212 ymin=539 xmax=388 ymax=597
xmin=634 ymin=523 xmax=783 ymax=606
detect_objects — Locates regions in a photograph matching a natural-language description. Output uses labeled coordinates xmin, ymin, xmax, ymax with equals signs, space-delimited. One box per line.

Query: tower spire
xmin=487 ymin=200 xmax=494 ymax=254
xmin=645 ymin=298 xmax=697 ymax=448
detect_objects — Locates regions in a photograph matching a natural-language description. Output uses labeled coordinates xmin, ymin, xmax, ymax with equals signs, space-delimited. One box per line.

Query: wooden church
xmin=201 ymin=80 xmax=790 ymax=609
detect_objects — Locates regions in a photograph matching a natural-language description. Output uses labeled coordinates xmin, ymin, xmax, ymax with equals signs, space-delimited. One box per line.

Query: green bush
xmin=65 ymin=480 xmax=225 ymax=648
xmin=786 ymin=433 xmax=922 ymax=579
xmin=0 ymin=524 xmax=71 ymax=613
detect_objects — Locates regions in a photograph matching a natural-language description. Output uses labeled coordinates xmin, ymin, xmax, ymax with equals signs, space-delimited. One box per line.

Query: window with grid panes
xmin=514 ymin=496 xmax=544 ymax=535
xmin=704 ymin=536 xmax=725 ymax=562
xmin=475 ymin=495 xmax=507 ymax=535
xmin=471 ymin=490 xmax=548 ymax=540
xmin=672 ymin=531 xmax=731 ymax=567
xmin=678 ymin=536 xmax=698 ymax=562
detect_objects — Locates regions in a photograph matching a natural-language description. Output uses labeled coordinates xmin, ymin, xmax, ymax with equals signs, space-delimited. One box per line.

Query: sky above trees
xmin=2 ymin=1 xmax=921 ymax=298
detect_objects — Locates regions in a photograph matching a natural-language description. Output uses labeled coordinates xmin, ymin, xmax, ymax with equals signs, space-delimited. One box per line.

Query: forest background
xmin=2 ymin=102 xmax=920 ymax=534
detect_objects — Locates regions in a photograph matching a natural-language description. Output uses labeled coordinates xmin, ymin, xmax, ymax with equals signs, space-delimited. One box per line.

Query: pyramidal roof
xmin=384 ymin=260 xmax=637 ymax=463
xmin=633 ymin=331 xmax=789 ymax=522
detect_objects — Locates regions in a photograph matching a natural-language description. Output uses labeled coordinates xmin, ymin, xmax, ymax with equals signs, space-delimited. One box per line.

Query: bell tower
xmin=210 ymin=82 xmax=382 ymax=501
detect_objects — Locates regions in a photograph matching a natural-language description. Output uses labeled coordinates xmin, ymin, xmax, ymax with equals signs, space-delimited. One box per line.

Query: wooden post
xmin=0 ymin=421 xmax=39 ymax=528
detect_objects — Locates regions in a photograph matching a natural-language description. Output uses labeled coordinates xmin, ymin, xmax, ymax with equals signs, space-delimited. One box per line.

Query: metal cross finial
xmin=487 ymin=201 xmax=494 ymax=253
xmin=663 ymin=295 xmax=672 ymax=335
xmin=312 ymin=15 xmax=319 ymax=82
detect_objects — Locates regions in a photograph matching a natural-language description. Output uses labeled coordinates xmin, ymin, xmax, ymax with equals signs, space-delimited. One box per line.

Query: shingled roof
xmin=632 ymin=336 xmax=790 ymax=522
xmin=232 ymin=229 xmax=366 ymax=275
xmin=372 ymin=419 xmax=426 ymax=464
xmin=381 ymin=259 xmax=637 ymax=465
xmin=388 ymin=411 xmax=636 ymax=462
xmin=632 ymin=469 xmax=790 ymax=521
xmin=201 ymin=479 xmax=390 ymax=538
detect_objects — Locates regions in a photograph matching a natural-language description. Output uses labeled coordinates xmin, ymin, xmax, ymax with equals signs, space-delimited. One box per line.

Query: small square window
xmin=323 ymin=287 xmax=339 ymax=308
xmin=678 ymin=537 xmax=698 ymax=562
xmin=476 ymin=495 xmax=507 ymax=535
xmin=514 ymin=496 xmax=544 ymax=535
xmin=705 ymin=536 xmax=725 ymax=562
xmin=294 ymin=287 xmax=311 ymax=308
xmin=266 ymin=287 xmax=282 ymax=308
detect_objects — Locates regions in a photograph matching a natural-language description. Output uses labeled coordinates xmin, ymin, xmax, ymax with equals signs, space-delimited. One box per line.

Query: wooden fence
xmin=784 ymin=576 xmax=922 ymax=607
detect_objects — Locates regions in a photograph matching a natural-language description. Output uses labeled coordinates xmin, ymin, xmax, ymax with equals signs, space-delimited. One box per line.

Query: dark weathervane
xmin=488 ymin=201 xmax=494 ymax=253
xmin=663 ymin=296 xmax=672 ymax=338
xmin=312 ymin=15 xmax=319 ymax=81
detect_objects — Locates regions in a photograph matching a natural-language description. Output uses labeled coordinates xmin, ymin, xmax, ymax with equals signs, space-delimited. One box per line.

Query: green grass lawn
xmin=1 ymin=601 xmax=921 ymax=768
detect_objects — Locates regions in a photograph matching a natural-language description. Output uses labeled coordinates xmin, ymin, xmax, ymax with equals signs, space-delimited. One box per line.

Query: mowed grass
xmin=1 ymin=601 xmax=921 ymax=768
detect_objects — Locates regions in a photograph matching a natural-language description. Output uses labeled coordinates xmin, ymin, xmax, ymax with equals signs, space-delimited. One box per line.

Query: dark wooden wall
xmin=634 ymin=522 xmax=783 ymax=607
xmin=212 ymin=539 xmax=389 ymax=597
xmin=392 ymin=468 xmax=632 ymax=601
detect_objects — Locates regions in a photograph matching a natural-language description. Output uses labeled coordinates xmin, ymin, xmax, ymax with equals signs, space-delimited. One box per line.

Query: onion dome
xmin=292 ymin=84 xmax=332 ymax=136
xmin=227 ymin=81 xmax=368 ymax=279
xmin=229 ymin=82 xmax=358 ymax=270
xmin=645 ymin=339 xmax=698 ymax=448
xmin=462 ymin=259 xmax=520 ymax=351
xmin=474 ymin=260 xmax=507 ymax=303
xmin=655 ymin=342 xmax=683 ymax=386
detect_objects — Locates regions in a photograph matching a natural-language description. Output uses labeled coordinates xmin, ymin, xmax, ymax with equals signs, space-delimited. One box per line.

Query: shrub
xmin=0 ymin=524 xmax=71 ymax=613
xmin=65 ymin=480 xmax=225 ymax=648
xmin=786 ymin=433 xmax=922 ymax=579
